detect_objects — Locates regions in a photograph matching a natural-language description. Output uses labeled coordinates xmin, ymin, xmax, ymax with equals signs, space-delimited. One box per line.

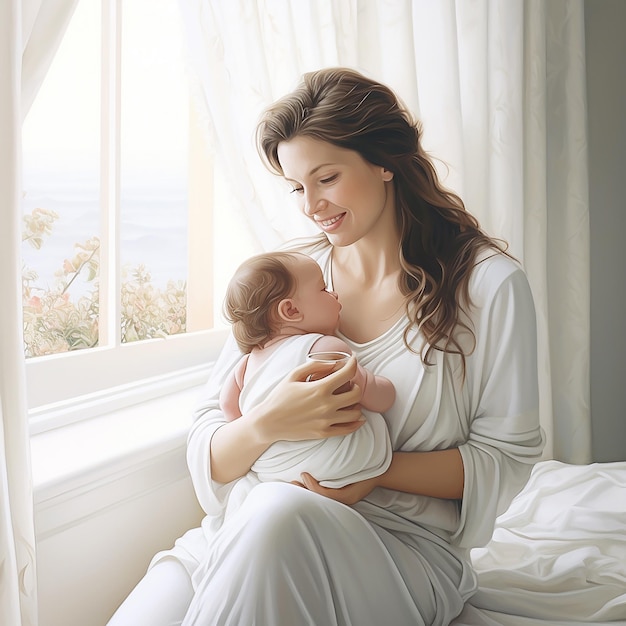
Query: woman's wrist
xmin=376 ymin=459 xmax=394 ymax=490
xmin=243 ymin=398 xmax=278 ymax=448
xmin=210 ymin=415 xmax=272 ymax=484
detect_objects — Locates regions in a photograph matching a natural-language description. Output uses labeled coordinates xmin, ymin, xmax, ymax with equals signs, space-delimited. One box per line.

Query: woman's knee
xmin=247 ymin=482 xmax=323 ymax=521
xmin=240 ymin=482 xmax=344 ymax=550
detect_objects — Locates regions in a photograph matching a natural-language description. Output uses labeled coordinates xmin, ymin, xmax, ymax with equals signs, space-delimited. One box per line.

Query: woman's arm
xmin=299 ymin=448 xmax=464 ymax=504
xmin=377 ymin=449 xmax=464 ymax=499
xmin=210 ymin=355 xmax=366 ymax=484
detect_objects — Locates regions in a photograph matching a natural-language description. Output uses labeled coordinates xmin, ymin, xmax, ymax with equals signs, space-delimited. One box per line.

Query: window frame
xmin=24 ymin=0 xmax=225 ymax=432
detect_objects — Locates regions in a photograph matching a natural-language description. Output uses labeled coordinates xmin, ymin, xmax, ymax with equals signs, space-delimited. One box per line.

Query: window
xmin=22 ymin=0 xmax=233 ymax=432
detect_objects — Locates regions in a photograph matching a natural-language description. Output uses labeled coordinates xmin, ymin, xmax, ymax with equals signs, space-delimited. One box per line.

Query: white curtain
xmin=1 ymin=1 xmax=78 ymax=624
xmin=178 ymin=0 xmax=590 ymax=463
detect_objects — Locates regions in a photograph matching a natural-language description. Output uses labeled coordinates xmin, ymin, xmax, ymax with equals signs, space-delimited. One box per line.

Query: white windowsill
xmin=30 ymin=374 xmax=212 ymax=540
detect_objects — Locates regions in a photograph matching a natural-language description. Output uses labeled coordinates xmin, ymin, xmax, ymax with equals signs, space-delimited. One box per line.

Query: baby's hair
xmin=223 ymin=252 xmax=301 ymax=354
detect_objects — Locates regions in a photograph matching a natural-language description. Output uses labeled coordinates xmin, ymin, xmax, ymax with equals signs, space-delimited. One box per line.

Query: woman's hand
xmin=293 ymin=472 xmax=380 ymax=505
xmin=211 ymin=355 xmax=364 ymax=484
xmin=250 ymin=355 xmax=365 ymax=446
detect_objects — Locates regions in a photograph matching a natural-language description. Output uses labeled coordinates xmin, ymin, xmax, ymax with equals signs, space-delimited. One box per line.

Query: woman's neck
xmin=331 ymin=240 xmax=407 ymax=343
xmin=332 ymin=192 xmax=402 ymax=286
xmin=332 ymin=236 xmax=401 ymax=288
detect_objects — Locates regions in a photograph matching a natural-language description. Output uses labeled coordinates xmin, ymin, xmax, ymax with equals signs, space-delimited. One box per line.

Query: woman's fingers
xmin=289 ymin=357 xmax=336 ymax=382
xmin=299 ymin=473 xmax=379 ymax=505
xmin=295 ymin=354 xmax=358 ymax=385
xmin=323 ymin=355 xmax=358 ymax=386
xmin=307 ymin=355 xmax=361 ymax=400
xmin=253 ymin=355 xmax=366 ymax=442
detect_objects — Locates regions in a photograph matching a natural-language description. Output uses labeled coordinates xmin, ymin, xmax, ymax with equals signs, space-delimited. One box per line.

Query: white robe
xmin=151 ymin=247 xmax=545 ymax=626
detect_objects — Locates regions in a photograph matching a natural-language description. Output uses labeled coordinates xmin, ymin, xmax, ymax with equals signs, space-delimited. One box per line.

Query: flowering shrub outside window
xmin=22 ymin=208 xmax=186 ymax=358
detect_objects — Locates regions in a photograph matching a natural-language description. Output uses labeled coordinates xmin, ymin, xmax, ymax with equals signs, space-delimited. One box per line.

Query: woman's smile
xmin=317 ymin=213 xmax=346 ymax=231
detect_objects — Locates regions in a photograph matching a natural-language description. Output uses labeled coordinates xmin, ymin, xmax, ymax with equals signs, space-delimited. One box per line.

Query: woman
xmin=108 ymin=67 xmax=544 ymax=626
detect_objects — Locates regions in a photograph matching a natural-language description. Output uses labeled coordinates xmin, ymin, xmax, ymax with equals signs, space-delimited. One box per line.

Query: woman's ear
xmin=277 ymin=298 xmax=303 ymax=323
xmin=381 ymin=168 xmax=394 ymax=182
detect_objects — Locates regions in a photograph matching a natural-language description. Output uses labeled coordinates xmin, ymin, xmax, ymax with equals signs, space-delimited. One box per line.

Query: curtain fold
xmin=1 ymin=1 xmax=78 ymax=624
xmin=21 ymin=0 xmax=79 ymax=117
xmin=544 ymin=0 xmax=590 ymax=462
xmin=1 ymin=1 xmax=34 ymax=622
xmin=178 ymin=0 xmax=591 ymax=463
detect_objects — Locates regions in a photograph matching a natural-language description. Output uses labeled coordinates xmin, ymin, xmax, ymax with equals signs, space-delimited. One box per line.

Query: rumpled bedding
xmin=453 ymin=460 xmax=626 ymax=626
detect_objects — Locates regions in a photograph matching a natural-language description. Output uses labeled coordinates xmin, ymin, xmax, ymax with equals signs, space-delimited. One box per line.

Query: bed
xmin=452 ymin=460 xmax=626 ymax=626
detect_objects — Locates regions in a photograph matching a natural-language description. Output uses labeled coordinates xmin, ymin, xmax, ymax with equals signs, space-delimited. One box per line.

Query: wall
xmin=36 ymin=444 xmax=204 ymax=626
xmin=585 ymin=0 xmax=626 ymax=462
xmin=38 ymin=479 xmax=202 ymax=626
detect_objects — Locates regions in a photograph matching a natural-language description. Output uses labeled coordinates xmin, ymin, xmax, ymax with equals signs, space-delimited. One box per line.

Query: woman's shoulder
xmin=469 ymin=249 xmax=530 ymax=305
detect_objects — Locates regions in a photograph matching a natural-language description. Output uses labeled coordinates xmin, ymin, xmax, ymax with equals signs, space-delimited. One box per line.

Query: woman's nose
xmin=302 ymin=190 xmax=324 ymax=216
xmin=302 ymin=192 xmax=315 ymax=216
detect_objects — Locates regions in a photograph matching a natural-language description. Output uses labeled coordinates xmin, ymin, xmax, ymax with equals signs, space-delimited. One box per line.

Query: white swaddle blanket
xmin=223 ymin=334 xmax=392 ymax=520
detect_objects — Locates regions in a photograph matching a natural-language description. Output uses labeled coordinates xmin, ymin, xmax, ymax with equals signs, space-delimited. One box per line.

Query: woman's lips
xmin=317 ymin=213 xmax=345 ymax=231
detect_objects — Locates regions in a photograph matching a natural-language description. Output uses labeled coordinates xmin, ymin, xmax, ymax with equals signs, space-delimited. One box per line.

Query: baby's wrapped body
xmin=247 ymin=334 xmax=393 ymax=486
xmin=223 ymin=332 xmax=393 ymax=520
xmin=251 ymin=407 xmax=390 ymax=486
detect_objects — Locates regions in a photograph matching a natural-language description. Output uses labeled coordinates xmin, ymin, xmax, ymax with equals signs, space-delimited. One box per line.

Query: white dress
xmin=151 ymin=247 xmax=545 ymax=626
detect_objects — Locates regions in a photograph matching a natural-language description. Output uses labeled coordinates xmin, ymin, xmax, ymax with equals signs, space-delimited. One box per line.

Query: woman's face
xmin=277 ymin=136 xmax=395 ymax=247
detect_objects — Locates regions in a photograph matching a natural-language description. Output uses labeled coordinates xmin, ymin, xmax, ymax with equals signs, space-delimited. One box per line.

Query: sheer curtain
xmin=1 ymin=1 xmax=78 ymax=624
xmin=178 ymin=0 xmax=590 ymax=463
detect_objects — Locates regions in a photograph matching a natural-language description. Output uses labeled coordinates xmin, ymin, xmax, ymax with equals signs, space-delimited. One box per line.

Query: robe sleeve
xmin=453 ymin=266 xmax=546 ymax=548
xmin=186 ymin=332 xmax=244 ymax=517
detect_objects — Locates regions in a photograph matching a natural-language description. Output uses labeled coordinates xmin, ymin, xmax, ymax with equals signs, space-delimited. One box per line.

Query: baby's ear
xmin=277 ymin=298 xmax=303 ymax=323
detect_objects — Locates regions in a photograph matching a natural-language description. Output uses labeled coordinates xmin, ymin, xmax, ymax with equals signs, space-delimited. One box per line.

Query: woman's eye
xmin=289 ymin=186 xmax=304 ymax=194
xmin=320 ymin=174 xmax=338 ymax=184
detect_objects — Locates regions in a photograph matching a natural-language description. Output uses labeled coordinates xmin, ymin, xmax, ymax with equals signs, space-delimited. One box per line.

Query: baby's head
xmin=224 ymin=251 xmax=340 ymax=353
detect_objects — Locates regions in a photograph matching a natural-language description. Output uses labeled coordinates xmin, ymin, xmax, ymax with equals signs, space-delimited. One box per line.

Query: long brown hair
xmin=223 ymin=252 xmax=299 ymax=354
xmin=257 ymin=67 xmax=507 ymax=367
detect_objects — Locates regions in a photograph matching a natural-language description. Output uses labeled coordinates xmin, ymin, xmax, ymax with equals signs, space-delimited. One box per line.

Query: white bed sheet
xmin=452 ymin=460 xmax=626 ymax=626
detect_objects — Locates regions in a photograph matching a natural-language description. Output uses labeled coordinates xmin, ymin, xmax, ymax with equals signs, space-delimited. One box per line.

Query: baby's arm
xmin=310 ymin=336 xmax=395 ymax=413
xmin=353 ymin=366 xmax=395 ymax=413
xmin=219 ymin=354 xmax=249 ymax=421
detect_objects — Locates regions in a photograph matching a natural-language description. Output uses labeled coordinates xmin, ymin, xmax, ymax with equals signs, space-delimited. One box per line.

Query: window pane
xmin=21 ymin=0 xmax=101 ymax=358
xmin=120 ymin=0 xmax=189 ymax=343
xmin=22 ymin=0 xmax=221 ymax=417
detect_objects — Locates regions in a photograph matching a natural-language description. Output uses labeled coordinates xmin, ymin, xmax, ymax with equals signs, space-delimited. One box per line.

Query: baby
xmin=219 ymin=251 xmax=394 ymax=492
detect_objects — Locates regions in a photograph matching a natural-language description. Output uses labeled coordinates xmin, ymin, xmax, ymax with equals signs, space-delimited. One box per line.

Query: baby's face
xmin=290 ymin=254 xmax=341 ymax=335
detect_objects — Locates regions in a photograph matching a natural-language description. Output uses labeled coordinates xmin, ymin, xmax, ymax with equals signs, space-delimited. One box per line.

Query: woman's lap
xmin=108 ymin=482 xmax=471 ymax=626
xmin=183 ymin=482 xmax=469 ymax=625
